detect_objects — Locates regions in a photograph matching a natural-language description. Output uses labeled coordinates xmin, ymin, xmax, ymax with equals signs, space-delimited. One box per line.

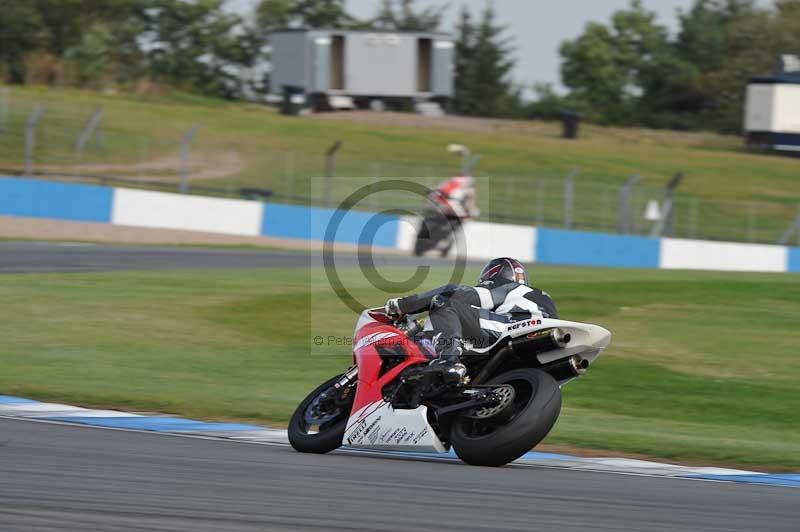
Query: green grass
xmin=2 ymin=85 xmax=800 ymax=243
xmin=1 ymin=265 xmax=798 ymax=471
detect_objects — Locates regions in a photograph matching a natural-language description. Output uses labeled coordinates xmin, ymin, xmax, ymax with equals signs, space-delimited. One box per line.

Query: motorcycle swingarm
xmin=431 ymin=386 xmax=507 ymax=417
xmin=383 ymin=366 xmax=453 ymax=407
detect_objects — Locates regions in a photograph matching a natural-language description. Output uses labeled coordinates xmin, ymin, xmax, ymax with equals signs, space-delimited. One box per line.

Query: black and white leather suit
xmin=396 ymin=278 xmax=558 ymax=356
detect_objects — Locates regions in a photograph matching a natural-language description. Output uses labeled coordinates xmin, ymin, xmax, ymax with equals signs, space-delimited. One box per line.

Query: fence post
xmin=778 ymin=210 xmax=800 ymax=245
xmin=617 ymin=174 xmax=641 ymax=234
xmin=138 ymin=138 xmax=149 ymax=178
xmin=747 ymin=203 xmax=757 ymax=242
xmin=284 ymin=151 xmax=296 ymax=201
xmin=369 ymin=163 xmax=382 ymax=210
xmin=0 ymin=88 xmax=8 ymax=134
xmin=24 ymin=105 xmax=45 ymax=177
xmin=74 ymin=106 xmax=103 ymax=160
xmin=650 ymin=172 xmax=684 ymax=238
xmin=323 ymin=140 xmax=342 ymax=207
xmin=502 ymin=177 xmax=513 ymax=222
xmin=792 ymin=214 xmax=799 ymax=246
xmin=688 ymin=198 xmax=698 ymax=239
xmin=536 ymin=178 xmax=545 ymax=225
xmin=601 ymin=186 xmax=613 ymax=231
xmin=563 ymin=170 xmax=578 ymax=230
xmin=179 ymin=124 xmax=200 ymax=194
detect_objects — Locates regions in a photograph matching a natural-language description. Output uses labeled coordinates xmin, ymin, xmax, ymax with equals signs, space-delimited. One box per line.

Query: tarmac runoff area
xmin=0 ymin=241 xmax=468 ymax=273
xmin=0 ymin=411 xmax=798 ymax=532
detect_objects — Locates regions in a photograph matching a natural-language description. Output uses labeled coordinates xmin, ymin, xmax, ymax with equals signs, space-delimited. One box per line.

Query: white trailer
xmin=268 ymin=29 xmax=454 ymax=111
xmin=744 ymin=55 xmax=800 ymax=152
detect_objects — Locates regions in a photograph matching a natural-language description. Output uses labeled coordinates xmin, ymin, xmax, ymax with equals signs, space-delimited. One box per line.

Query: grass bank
xmin=2 ymin=86 xmax=800 ymax=242
xmin=1 ymin=265 xmax=798 ymax=470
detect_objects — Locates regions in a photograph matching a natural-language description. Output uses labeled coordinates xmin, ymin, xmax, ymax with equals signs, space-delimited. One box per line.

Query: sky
xmin=227 ymin=0 xmax=768 ymax=90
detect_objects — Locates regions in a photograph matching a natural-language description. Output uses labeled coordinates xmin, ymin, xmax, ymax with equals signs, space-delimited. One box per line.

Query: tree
xmin=33 ymin=0 xmax=141 ymax=56
xmin=560 ymin=0 xmax=671 ymax=124
xmin=453 ymin=6 xmax=477 ymax=114
xmin=676 ymin=0 xmax=758 ymax=71
xmin=685 ymin=0 xmax=800 ymax=132
xmin=668 ymin=0 xmax=792 ymax=131
xmin=524 ymin=83 xmax=578 ymax=121
xmin=560 ymin=23 xmax=625 ymax=113
xmin=453 ymin=4 xmax=519 ymax=117
xmin=0 ymin=1 xmax=43 ymax=83
xmin=255 ymin=0 xmax=292 ymax=35
xmin=556 ymin=0 xmax=800 ymax=131
xmin=64 ymin=24 xmax=113 ymax=88
xmin=142 ymin=0 xmax=258 ymax=98
xmin=370 ymin=0 xmax=444 ymax=31
xmin=255 ymin=0 xmax=353 ymax=35
xmin=292 ymin=0 xmax=353 ymax=27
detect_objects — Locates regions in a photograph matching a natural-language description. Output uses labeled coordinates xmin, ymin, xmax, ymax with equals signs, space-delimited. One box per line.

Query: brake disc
xmin=464 ymin=384 xmax=515 ymax=419
xmin=304 ymin=389 xmax=344 ymax=425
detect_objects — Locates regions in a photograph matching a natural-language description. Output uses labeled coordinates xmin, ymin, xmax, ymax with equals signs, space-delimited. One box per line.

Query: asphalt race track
xmin=0 ymin=242 xmax=466 ymax=273
xmin=1 ymin=418 xmax=797 ymax=532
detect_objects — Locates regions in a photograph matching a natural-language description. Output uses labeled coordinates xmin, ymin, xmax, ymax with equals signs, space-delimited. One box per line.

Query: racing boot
xmin=429 ymin=338 xmax=467 ymax=384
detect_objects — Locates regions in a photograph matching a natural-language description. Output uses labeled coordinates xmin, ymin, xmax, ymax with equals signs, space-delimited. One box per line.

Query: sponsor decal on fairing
xmin=343 ymin=401 xmax=446 ymax=452
xmin=508 ymin=319 xmax=542 ymax=331
xmin=354 ymin=332 xmax=399 ymax=351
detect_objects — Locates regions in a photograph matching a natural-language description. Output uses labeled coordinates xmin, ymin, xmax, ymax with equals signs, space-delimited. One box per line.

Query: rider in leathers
xmin=385 ymin=258 xmax=558 ymax=378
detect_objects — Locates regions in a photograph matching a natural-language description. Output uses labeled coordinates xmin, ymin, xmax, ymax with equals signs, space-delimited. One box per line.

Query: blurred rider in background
xmin=414 ymin=145 xmax=481 ymax=257
xmin=428 ymin=175 xmax=480 ymax=222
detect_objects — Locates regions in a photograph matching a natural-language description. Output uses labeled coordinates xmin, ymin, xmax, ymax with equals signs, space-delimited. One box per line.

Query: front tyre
xmin=288 ymin=374 xmax=355 ymax=454
xmin=450 ymin=368 xmax=561 ymax=467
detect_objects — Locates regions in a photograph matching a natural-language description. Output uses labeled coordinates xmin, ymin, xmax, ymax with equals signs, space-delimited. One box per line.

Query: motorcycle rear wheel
xmin=288 ymin=374 xmax=355 ymax=454
xmin=450 ymin=368 xmax=561 ymax=467
xmin=413 ymin=217 xmax=450 ymax=256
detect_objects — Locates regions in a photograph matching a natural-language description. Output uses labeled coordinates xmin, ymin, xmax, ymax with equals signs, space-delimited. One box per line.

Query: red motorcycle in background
xmin=414 ymin=144 xmax=480 ymax=257
xmin=289 ymin=308 xmax=611 ymax=466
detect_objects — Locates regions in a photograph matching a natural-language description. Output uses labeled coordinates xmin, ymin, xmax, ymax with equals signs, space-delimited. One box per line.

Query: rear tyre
xmin=414 ymin=221 xmax=435 ymax=256
xmin=288 ymin=374 xmax=355 ymax=454
xmin=450 ymin=368 xmax=561 ymax=467
xmin=413 ymin=236 xmax=429 ymax=256
xmin=439 ymin=235 xmax=453 ymax=258
xmin=414 ymin=217 xmax=449 ymax=257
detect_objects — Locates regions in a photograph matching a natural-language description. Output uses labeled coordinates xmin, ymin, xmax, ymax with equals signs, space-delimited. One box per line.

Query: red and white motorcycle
xmin=289 ymin=308 xmax=611 ymax=466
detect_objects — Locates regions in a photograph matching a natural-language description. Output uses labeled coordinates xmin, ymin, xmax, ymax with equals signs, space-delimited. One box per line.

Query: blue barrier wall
xmin=0 ymin=177 xmax=113 ymax=223
xmin=261 ymin=203 xmax=399 ymax=247
xmin=789 ymin=248 xmax=800 ymax=273
xmin=536 ymin=228 xmax=661 ymax=268
xmin=2 ymin=176 xmax=796 ymax=273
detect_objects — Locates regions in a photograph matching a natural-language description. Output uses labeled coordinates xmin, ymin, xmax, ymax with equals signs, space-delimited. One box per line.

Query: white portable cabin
xmin=744 ymin=55 xmax=800 ymax=152
xmin=268 ymin=29 xmax=455 ymax=109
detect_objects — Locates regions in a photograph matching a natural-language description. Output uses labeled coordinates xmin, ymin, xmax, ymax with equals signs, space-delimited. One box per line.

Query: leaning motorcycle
xmin=289 ymin=308 xmax=611 ymax=466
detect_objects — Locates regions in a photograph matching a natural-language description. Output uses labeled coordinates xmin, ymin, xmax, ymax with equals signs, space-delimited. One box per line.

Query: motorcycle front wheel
xmin=450 ymin=368 xmax=562 ymax=467
xmin=288 ymin=374 xmax=355 ymax=454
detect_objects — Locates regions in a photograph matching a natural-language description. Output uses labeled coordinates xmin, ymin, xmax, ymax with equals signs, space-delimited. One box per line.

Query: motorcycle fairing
xmin=343 ymin=401 xmax=446 ymax=452
xmin=465 ymin=317 xmax=611 ymax=367
xmin=349 ymin=314 xmax=430 ymax=414
xmin=345 ymin=310 xmax=446 ymax=451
